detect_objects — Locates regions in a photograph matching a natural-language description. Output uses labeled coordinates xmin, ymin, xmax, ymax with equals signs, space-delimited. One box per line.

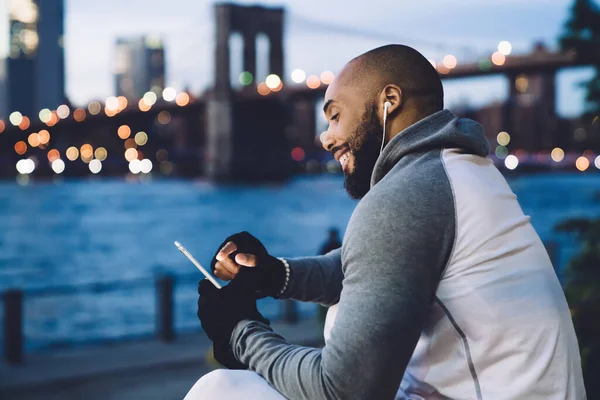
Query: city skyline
xmin=0 ymin=0 xmax=595 ymax=117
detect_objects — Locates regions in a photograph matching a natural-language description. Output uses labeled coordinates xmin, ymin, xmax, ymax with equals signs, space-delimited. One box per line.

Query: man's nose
xmin=320 ymin=130 xmax=335 ymax=152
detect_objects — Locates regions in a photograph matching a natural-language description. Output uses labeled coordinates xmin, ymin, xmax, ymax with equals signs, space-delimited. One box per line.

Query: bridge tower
xmin=206 ymin=3 xmax=290 ymax=182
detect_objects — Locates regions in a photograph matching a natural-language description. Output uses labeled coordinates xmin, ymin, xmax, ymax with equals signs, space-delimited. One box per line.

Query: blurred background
xmin=0 ymin=0 xmax=599 ymax=398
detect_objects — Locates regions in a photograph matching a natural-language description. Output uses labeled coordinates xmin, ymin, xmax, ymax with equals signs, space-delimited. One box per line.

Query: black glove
xmin=210 ymin=231 xmax=288 ymax=299
xmin=197 ymin=279 xmax=270 ymax=369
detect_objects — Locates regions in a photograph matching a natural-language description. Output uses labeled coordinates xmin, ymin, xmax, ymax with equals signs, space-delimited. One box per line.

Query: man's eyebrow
xmin=323 ymin=99 xmax=336 ymax=115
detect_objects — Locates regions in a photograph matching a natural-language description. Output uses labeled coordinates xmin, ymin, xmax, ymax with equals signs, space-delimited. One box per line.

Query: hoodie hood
xmin=371 ymin=109 xmax=490 ymax=186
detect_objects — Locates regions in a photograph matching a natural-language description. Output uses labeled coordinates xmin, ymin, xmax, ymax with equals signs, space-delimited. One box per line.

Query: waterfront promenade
xmin=0 ymin=319 xmax=323 ymax=399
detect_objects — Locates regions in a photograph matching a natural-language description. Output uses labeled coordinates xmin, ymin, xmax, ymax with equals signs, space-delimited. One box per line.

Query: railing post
xmin=282 ymin=299 xmax=298 ymax=324
xmin=156 ymin=275 xmax=175 ymax=342
xmin=3 ymin=289 xmax=24 ymax=364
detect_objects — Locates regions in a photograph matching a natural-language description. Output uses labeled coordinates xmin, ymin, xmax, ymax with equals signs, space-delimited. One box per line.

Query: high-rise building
xmin=0 ymin=0 xmax=65 ymax=118
xmin=114 ymin=36 xmax=165 ymax=100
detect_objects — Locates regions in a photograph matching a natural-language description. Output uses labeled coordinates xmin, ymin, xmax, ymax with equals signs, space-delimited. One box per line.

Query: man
xmin=188 ymin=45 xmax=586 ymax=399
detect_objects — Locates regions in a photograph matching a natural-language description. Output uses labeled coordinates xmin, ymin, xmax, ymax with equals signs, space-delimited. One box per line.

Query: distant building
xmin=0 ymin=0 xmax=65 ymax=118
xmin=114 ymin=36 xmax=165 ymax=100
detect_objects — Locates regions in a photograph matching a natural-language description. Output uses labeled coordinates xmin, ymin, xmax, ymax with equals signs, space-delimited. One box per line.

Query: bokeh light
xmin=515 ymin=75 xmax=529 ymax=93
xmin=492 ymin=52 xmax=506 ymax=66
xmin=14 ymin=141 xmax=27 ymax=155
xmin=89 ymin=159 xmax=102 ymax=174
xmin=47 ymin=149 xmax=60 ymax=163
xmin=239 ymin=71 xmax=253 ymax=86
xmin=495 ymin=146 xmax=508 ymax=159
xmin=80 ymin=144 xmax=93 ymax=159
xmin=117 ymin=96 xmax=128 ymax=111
xmin=143 ymin=91 xmax=157 ymax=106
xmin=124 ymin=138 xmax=137 ymax=149
xmin=157 ymin=111 xmax=171 ymax=125
xmin=73 ymin=108 xmax=86 ymax=122
xmin=66 ymin=146 xmax=79 ymax=161
xmin=0 ymin=120 xmax=5 ymax=133
xmin=162 ymin=87 xmax=177 ymax=101
xmin=291 ymin=147 xmax=305 ymax=161
xmin=257 ymin=82 xmax=270 ymax=95
xmin=320 ymin=71 xmax=334 ymax=85
xmin=28 ymin=133 xmax=40 ymax=147
xmin=576 ymin=156 xmax=590 ymax=171
xmin=88 ymin=101 xmax=102 ymax=115
xmin=595 ymin=156 xmax=600 ymax=169
xmin=125 ymin=148 xmax=138 ymax=162
xmin=160 ymin=161 xmax=173 ymax=175
xmin=497 ymin=131 xmax=510 ymax=146
xmin=94 ymin=147 xmax=107 ymax=161
xmin=105 ymin=96 xmax=119 ymax=111
xmin=443 ymin=55 xmax=457 ymax=69
xmin=175 ymin=92 xmax=190 ymax=106
xmin=138 ymin=99 xmax=150 ymax=112
xmin=551 ymin=147 xmax=564 ymax=162
xmin=265 ymin=74 xmax=281 ymax=90
xmin=135 ymin=131 xmax=148 ymax=146
xmin=16 ymin=159 xmax=35 ymax=174
xmin=479 ymin=59 xmax=492 ymax=71
xmin=39 ymin=108 xmax=52 ymax=123
xmin=291 ymin=69 xmax=306 ymax=83
xmin=18 ymin=116 xmax=30 ymax=130
xmin=504 ymin=155 xmax=518 ymax=170
xmin=118 ymin=125 xmax=131 ymax=139
xmin=129 ymin=159 xmax=141 ymax=174
xmin=38 ymin=129 xmax=50 ymax=145
xmin=498 ymin=41 xmax=512 ymax=56
xmin=9 ymin=111 xmax=23 ymax=126
xmin=51 ymin=159 xmax=65 ymax=174
xmin=57 ymin=104 xmax=70 ymax=119
xmin=156 ymin=149 xmax=168 ymax=162
xmin=140 ymin=159 xmax=153 ymax=173
xmin=306 ymin=75 xmax=320 ymax=89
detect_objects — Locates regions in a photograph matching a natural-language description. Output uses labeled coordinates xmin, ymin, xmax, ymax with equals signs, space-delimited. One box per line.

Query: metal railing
xmin=1 ymin=272 xmax=300 ymax=365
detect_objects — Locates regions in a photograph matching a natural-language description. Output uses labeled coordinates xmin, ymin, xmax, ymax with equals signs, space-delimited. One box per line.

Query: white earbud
xmin=380 ymin=102 xmax=392 ymax=154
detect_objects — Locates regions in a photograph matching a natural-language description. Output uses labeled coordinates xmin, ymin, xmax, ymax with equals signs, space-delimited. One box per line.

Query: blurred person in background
xmin=187 ymin=45 xmax=586 ymax=399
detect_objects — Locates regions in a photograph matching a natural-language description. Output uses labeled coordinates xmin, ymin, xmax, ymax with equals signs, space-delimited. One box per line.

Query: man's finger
xmin=235 ymin=253 xmax=257 ymax=267
xmin=216 ymin=241 xmax=238 ymax=261
xmin=214 ymin=265 xmax=235 ymax=281
xmin=215 ymin=258 xmax=240 ymax=275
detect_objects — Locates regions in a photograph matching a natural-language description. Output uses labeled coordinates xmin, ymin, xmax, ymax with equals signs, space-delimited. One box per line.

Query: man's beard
xmin=343 ymin=103 xmax=383 ymax=200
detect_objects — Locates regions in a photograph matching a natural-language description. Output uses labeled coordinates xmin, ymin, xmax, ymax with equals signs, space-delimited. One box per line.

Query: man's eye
xmin=330 ymin=113 xmax=339 ymax=122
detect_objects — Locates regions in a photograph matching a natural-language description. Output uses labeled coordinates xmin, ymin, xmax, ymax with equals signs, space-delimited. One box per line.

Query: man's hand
xmin=197 ymin=279 xmax=270 ymax=369
xmin=210 ymin=231 xmax=288 ymax=299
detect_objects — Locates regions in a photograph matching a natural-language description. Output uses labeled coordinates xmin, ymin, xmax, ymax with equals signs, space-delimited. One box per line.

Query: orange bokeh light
xmin=138 ymin=99 xmax=151 ymax=112
xmin=28 ymin=133 xmax=40 ymax=147
xmin=124 ymin=138 xmax=137 ymax=149
xmin=80 ymin=144 xmax=93 ymax=159
xmin=175 ymin=92 xmax=190 ymax=106
xmin=306 ymin=75 xmax=320 ymax=89
xmin=0 ymin=120 xmax=5 ymax=133
xmin=257 ymin=82 xmax=270 ymax=96
xmin=14 ymin=141 xmax=27 ymax=155
xmin=117 ymin=96 xmax=128 ymax=111
xmin=492 ymin=52 xmax=506 ymax=66
xmin=73 ymin=108 xmax=87 ymax=122
xmin=47 ymin=149 xmax=60 ymax=163
xmin=118 ymin=125 xmax=131 ymax=139
xmin=38 ymin=129 xmax=50 ymax=145
xmin=19 ymin=116 xmax=30 ymax=130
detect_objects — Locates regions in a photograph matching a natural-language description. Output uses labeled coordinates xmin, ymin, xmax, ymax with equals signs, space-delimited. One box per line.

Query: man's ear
xmin=379 ymin=85 xmax=402 ymax=117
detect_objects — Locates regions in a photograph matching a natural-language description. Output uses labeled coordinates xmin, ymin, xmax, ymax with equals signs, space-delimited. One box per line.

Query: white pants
xmin=185 ymin=305 xmax=338 ymax=399
xmin=184 ymin=369 xmax=287 ymax=400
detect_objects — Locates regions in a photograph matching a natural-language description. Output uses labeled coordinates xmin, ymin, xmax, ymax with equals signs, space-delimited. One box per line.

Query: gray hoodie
xmin=231 ymin=110 xmax=586 ymax=400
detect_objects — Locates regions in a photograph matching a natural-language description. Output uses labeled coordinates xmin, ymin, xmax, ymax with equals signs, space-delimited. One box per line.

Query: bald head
xmin=340 ymin=44 xmax=444 ymax=115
